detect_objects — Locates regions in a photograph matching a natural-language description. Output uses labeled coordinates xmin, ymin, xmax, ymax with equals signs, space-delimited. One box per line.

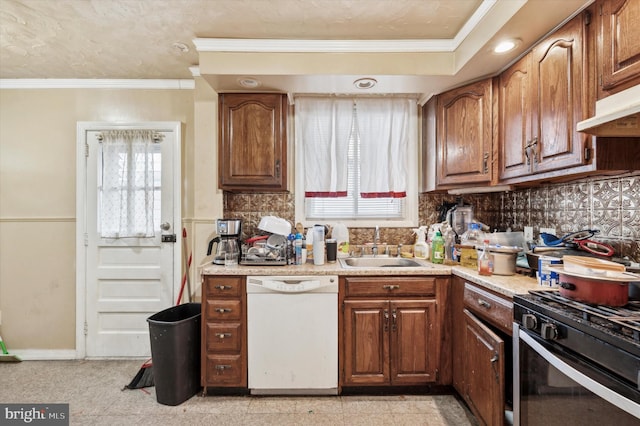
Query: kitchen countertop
xmin=200 ymin=258 xmax=544 ymax=298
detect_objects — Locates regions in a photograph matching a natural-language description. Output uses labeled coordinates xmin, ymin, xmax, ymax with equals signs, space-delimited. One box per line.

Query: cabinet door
xmin=531 ymin=16 xmax=588 ymax=174
xmin=600 ymin=0 xmax=640 ymax=95
xmin=390 ymin=299 xmax=438 ymax=384
xmin=436 ymin=79 xmax=493 ymax=186
xmin=219 ymin=93 xmax=287 ymax=191
xmin=499 ymin=54 xmax=534 ymax=180
xmin=463 ymin=309 xmax=505 ymax=426
xmin=343 ymin=299 xmax=390 ymax=385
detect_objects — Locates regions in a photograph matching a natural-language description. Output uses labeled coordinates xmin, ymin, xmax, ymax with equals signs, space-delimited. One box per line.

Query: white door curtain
xmin=98 ymin=129 xmax=159 ymax=238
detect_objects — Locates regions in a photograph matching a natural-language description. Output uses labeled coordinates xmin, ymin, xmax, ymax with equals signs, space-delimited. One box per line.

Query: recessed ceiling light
xmin=354 ymin=77 xmax=377 ymax=89
xmin=493 ymin=39 xmax=520 ymax=54
xmin=237 ymin=77 xmax=261 ymax=88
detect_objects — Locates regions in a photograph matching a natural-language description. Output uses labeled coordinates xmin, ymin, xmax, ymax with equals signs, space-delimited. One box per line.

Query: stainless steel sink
xmin=339 ymin=257 xmax=427 ymax=268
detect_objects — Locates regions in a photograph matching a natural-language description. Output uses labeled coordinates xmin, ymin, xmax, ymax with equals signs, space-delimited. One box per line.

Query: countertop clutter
xmin=200 ymin=260 xmax=543 ymax=298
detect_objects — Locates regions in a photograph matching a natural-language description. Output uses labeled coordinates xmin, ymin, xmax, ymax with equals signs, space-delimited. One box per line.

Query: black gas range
xmin=513 ymin=290 xmax=640 ymax=424
xmin=514 ymin=290 xmax=640 ymax=388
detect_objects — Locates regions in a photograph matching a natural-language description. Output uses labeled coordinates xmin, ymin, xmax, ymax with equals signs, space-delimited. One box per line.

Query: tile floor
xmin=0 ymin=360 xmax=477 ymax=425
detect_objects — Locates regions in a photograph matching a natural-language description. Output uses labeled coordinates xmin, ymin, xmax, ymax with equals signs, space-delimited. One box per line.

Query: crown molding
xmin=0 ymin=79 xmax=195 ymax=89
xmin=193 ymin=38 xmax=455 ymax=53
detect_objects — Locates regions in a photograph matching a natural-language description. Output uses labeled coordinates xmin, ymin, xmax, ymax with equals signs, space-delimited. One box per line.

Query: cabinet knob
xmin=382 ymin=284 xmax=400 ymax=290
xmin=214 ymin=285 xmax=232 ymax=290
xmin=477 ymin=298 xmax=491 ymax=309
xmin=215 ymin=333 xmax=232 ymax=339
xmin=215 ymin=365 xmax=231 ymax=371
xmin=215 ymin=308 xmax=232 ymax=314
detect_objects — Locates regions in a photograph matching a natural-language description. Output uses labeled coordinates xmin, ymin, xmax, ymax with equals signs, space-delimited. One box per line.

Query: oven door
xmin=513 ymin=324 xmax=640 ymax=426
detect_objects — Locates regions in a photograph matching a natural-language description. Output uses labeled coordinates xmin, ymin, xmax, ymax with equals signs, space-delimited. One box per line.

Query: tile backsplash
xmin=225 ymin=173 xmax=640 ymax=262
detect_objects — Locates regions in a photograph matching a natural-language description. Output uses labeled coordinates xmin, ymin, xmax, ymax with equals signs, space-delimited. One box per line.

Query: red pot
xmin=558 ymin=273 xmax=629 ymax=306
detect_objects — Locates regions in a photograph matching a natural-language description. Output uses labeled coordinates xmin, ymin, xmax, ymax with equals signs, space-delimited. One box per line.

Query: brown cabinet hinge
xmin=584 ymin=147 xmax=592 ymax=162
xmin=584 ymin=9 xmax=591 ymax=26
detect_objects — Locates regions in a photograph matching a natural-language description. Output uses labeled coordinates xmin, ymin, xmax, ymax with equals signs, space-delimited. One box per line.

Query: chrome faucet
xmin=372 ymin=226 xmax=380 ymax=256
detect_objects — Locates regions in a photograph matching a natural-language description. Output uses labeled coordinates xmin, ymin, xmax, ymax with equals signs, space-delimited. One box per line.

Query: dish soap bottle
xmin=431 ymin=230 xmax=445 ymax=264
xmin=413 ymin=227 xmax=429 ymax=259
xmin=478 ymin=239 xmax=493 ymax=276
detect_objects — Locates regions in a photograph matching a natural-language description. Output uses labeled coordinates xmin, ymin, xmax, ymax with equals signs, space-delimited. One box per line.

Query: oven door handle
xmin=519 ymin=329 xmax=640 ymax=419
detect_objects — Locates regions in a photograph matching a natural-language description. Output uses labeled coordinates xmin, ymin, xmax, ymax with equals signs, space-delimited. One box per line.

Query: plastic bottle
xmin=478 ymin=239 xmax=493 ymax=276
xmin=413 ymin=227 xmax=429 ymax=259
xmin=305 ymin=227 xmax=314 ymax=261
xmin=431 ymin=230 xmax=445 ymax=264
xmin=294 ymin=233 xmax=303 ymax=265
xmin=287 ymin=233 xmax=296 ymax=265
xmin=461 ymin=222 xmax=484 ymax=247
xmin=442 ymin=225 xmax=457 ymax=264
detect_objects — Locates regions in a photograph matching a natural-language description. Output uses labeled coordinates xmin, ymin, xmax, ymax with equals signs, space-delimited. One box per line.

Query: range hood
xmin=577 ymin=85 xmax=640 ymax=136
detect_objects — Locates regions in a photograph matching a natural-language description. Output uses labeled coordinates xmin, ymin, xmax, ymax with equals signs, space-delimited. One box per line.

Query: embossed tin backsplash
xmin=224 ymin=173 xmax=640 ymax=262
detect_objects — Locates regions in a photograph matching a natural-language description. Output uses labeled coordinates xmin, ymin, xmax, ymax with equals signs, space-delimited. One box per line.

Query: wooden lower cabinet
xmin=340 ymin=276 xmax=444 ymax=387
xmin=463 ymin=309 xmax=505 ymax=426
xmin=452 ymin=276 xmax=511 ymax=426
xmin=201 ymin=275 xmax=247 ymax=391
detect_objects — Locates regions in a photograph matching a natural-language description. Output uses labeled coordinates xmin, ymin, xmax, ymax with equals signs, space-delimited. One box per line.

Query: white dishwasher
xmin=247 ymin=275 xmax=338 ymax=395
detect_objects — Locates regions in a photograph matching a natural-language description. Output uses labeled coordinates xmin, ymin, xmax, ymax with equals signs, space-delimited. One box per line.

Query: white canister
xmin=313 ymin=225 xmax=325 ymax=265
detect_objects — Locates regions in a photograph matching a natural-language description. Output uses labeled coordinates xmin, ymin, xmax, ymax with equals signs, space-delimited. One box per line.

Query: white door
xmin=78 ymin=122 xmax=181 ymax=358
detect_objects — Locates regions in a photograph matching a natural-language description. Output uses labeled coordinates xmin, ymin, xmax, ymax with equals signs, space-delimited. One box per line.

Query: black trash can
xmin=147 ymin=302 xmax=202 ymax=406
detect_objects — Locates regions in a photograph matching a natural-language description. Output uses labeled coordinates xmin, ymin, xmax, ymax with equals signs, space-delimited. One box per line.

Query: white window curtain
xmin=99 ymin=129 xmax=157 ymax=238
xmin=355 ymin=98 xmax=410 ymax=198
xmin=296 ymin=97 xmax=353 ymax=197
xmin=296 ymin=96 xmax=411 ymax=199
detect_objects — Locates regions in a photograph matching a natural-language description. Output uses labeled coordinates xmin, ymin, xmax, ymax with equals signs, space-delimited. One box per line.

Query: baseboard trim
xmin=11 ymin=349 xmax=78 ymax=360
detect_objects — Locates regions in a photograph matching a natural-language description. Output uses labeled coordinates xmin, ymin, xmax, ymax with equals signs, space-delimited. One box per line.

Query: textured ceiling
xmin=0 ymin=0 xmax=482 ymax=79
xmin=0 ymin=0 xmax=592 ymax=95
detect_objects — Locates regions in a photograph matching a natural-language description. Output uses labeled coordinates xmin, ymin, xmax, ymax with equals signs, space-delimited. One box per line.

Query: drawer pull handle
xmin=215 ymin=333 xmax=232 ymax=339
xmin=214 ymin=285 xmax=232 ymax=290
xmin=215 ymin=365 xmax=231 ymax=370
xmin=477 ymin=298 xmax=491 ymax=309
xmin=215 ymin=308 xmax=232 ymax=314
xmin=383 ymin=285 xmax=400 ymax=290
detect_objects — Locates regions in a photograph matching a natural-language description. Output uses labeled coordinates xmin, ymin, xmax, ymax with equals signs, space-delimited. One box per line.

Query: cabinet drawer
xmin=463 ymin=283 xmax=513 ymax=334
xmin=204 ymin=277 xmax=243 ymax=298
xmin=205 ymin=322 xmax=243 ymax=353
xmin=344 ymin=277 xmax=435 ymax=297
xmin=204 ymin=354 xmax=246 ymax=386
xmin=205 ymin=300 xmax=243 ymax=321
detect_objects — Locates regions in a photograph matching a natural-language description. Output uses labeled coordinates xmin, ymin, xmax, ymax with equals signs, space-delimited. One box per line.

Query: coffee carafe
xmin=207 ymin=219 xmax=242 ymax=265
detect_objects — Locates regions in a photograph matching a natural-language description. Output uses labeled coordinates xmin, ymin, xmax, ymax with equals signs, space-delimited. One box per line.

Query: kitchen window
xmin=294 ymin=96 xmax=419 ymax=228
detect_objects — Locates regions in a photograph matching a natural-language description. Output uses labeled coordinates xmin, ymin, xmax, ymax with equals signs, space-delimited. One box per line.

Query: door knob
xmin=160 ymin=222 xmax=171 ymax=231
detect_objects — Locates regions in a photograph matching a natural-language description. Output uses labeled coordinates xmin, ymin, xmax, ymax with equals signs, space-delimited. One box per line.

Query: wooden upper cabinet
xmin=499 ymin=11 xmax=591 ymax=181
xmin=436 ymin=78 xmax=493 ymax=187
xmin=218 ymin=93 xmax=288 ymax=191
xmin=499 ymin=54 xmax=533 ymax=180
xmin=599 ymin=0 xmax=640 ymax=97
xmin=531 ymin=14 xmax=589 ymax=175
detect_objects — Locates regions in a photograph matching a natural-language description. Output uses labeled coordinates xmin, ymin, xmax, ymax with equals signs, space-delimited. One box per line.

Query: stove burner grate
xmin=527 ymin=290 xmax=640 ymax=342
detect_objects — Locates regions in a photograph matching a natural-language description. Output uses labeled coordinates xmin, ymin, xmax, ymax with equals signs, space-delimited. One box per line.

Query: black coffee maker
xmin=207 ymin=219 xmax=242 ymax=265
